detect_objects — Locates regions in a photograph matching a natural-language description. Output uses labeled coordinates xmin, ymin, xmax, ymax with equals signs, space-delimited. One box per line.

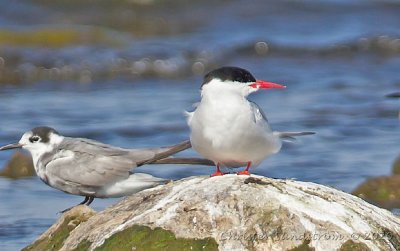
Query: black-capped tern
xmin=187 ymin=66 xmax=315 ymax=176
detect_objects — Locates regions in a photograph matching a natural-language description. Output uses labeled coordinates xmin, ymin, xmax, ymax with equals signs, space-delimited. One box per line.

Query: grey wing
xmin=63 ymin=137 xmax=155 ymax=157
xmin=48 ymin=151 xmax=135 ymax=188
xmin=249 ymin=101 xmax=268 ymax=122
xmin=45 ymin=138 xmax=157 ymax=188
xmin=249 ymin=101 xmax=272 ymax=130
xmin=63 ymin=137 xmax=157 ymax=161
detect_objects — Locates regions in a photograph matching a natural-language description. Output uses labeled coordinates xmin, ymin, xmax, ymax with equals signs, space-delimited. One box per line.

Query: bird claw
xmin=58 ymin=206 xmax=74 ymax=214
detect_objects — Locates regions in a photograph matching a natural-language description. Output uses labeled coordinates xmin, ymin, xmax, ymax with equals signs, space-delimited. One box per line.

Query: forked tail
xmin=274 ymin=131 xmax=316 ymax=141
xmin=136 ymin=140 xmax=191 ymax=166
xmin=136 ymin=140 xmax=215 ymax=167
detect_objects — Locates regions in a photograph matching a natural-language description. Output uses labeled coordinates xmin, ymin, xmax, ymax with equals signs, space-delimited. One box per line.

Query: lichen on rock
xmin=24 ymin=175 xmax=400 ymax=251
xmin=91 ymin=224 xmax=218 ymax=251
xmin=23 ymin=205 xmax=96 ymax=251
xmin=339 ymin=240 xmax=370 ymax=251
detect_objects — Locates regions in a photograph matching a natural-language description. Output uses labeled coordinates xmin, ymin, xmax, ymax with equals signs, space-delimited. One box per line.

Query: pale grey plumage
xmin=38 ymin=137 xmax=188 ymax=197
xmin=0 ymin=126 xmax=210 ymax=212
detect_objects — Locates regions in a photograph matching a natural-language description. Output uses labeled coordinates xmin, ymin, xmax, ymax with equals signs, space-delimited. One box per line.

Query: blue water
xmin=1 ymin=0 xmax=400 ymax=250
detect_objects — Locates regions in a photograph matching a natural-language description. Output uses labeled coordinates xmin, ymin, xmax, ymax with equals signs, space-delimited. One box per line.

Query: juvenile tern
xmin=0 ymin=126 xmax=211 ymax=211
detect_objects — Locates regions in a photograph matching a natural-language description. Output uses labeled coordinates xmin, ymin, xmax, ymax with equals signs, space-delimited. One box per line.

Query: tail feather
xmin=136 ymin=140 xmax=192 ymax=167
xmin=151 ymin=157 xmax=215 ymax=166
xmin=274 ymin=131 xmax=315 ymax=141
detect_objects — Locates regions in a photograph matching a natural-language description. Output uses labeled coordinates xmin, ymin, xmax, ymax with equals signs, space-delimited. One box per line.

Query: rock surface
xmin=23 ymin=205 xmax=96 ymax=251
xmin=0 ymin=151 xmax=35 ymax=178
xmin=392 ymin=156 xmax=400 ymax=175
xmin=352 ymin=156 xmax=400 ymax=210
xmin=352 ymin=175 xmax=400 ymax=210
xmin=25 ymin=175 xmax=400 ymax=251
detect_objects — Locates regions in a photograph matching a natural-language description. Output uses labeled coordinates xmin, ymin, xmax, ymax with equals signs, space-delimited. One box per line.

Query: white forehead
xmin=19 ymin=131 xmax=33 ymax=144
xmin=202 ymin=78 xmax=255 ymax=96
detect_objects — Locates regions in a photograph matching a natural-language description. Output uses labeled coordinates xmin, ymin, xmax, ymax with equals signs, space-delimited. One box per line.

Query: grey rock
xmin=26 ymin=175 xmax=400 ymax=251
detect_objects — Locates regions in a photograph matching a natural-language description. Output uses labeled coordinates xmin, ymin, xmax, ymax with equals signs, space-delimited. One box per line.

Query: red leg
xmin=237 ymin=162 xmax=251 ymax=175
xmin=210 ymin=163 xmax=224 ymax=177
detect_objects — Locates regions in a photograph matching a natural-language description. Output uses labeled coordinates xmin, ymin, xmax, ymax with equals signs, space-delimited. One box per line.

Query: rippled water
xmin=0 ymin=0 xmax=400 ymax=250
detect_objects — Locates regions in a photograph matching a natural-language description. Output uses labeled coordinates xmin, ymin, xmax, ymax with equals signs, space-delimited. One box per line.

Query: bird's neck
xmin=30 ymin=148 xmax=50 ymax=164
xmin=30 ymin=150 xmax=47 ymax=178
xmin=27 ymin=135 xmax=65 ymax=171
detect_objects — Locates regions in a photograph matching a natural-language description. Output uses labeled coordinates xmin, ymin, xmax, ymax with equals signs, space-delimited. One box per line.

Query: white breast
xmin=189 ymin=85 xmax=281 ymax=168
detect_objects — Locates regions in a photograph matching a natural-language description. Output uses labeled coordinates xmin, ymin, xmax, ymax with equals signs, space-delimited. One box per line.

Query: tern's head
xmin=0 ymin=126 xmax=63 ymax=156
xmin=201 ymin=66 xmax=285 ymax=97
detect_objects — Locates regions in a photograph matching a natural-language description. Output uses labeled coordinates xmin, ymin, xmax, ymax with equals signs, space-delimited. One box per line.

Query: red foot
xmin=237 ymin=170 xmax=250 ymax=175
xmin=210 ymin=171 xmax=224 ymax=177
xmin=210 ymin=163 xmax=224 ymax=177
xmin=237 ymin=161 xmax=252 ymax=175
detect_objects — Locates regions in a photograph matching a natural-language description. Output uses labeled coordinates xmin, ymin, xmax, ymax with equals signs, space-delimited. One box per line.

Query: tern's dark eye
xmin=29 ymin=136 xmax=40 ymax=143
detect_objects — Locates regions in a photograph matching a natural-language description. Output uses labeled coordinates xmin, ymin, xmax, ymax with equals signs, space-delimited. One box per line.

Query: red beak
xmin=249 ymin=80 xmax=286 ymax=89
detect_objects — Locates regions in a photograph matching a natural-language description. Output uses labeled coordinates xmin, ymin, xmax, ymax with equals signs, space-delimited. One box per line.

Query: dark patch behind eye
xmin=29 ymin=136 xmax=40 ymax=143
xmin=30 ymin=126 xmax=59 ymax=143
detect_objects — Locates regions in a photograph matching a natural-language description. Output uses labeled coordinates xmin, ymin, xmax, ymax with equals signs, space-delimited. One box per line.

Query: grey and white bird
xmin=0 ymin=126 xmax=212 ymax=212
xmin=187 ymin=66 xmax=315 ymax=176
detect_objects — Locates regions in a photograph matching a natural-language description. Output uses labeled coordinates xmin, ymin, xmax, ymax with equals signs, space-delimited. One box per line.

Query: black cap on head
xmin=202 ymin=66 xmax=256 ymax=88
xmin=30 ymin=126 xmax=59 ymax=143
